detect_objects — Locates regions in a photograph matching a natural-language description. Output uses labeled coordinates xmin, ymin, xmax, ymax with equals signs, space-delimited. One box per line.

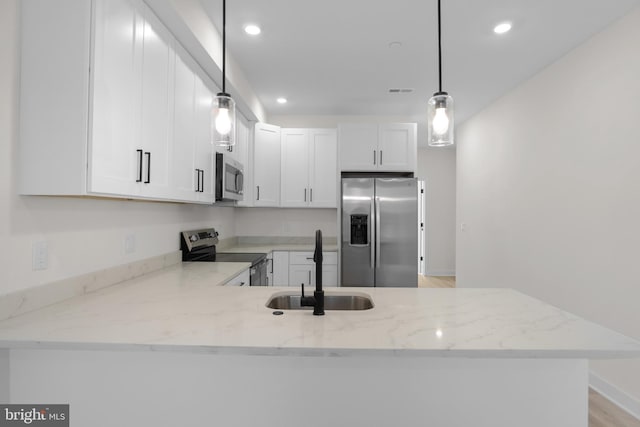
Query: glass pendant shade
xmin=212 ymin=93 xmax=236 ymax=147
xmin=427 ymin=92 xmax=454 ymax=147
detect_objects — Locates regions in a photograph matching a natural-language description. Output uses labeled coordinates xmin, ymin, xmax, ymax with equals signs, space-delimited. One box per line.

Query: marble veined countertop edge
xmin=0 ymin=264 xmax=639 ymax=359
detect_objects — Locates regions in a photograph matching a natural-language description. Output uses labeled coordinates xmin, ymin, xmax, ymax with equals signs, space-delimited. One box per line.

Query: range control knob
xmin=189 ymin=234 xmax=198 ymax=242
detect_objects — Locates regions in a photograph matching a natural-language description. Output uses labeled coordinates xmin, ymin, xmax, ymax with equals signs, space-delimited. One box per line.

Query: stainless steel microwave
xmin=215 ymin=152 xmax=244 ymax=201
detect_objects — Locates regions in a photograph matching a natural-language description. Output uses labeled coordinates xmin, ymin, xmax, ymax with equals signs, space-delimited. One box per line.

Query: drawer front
xmin=289 ymin=251 xmax=337 ymax=265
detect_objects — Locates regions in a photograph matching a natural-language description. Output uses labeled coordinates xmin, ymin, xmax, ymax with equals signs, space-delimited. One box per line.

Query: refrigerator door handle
xmin=370 ymin=197 xmax=375 ymax=268
xmin=375 ymin=197 xmax=381 ymax=268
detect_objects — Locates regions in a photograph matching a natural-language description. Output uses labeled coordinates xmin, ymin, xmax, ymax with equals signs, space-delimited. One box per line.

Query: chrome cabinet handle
xmin=308 ymin=270 xmax=311 ymax=285
xmin=310 ymin=188 xmax=313 ymax=202
xmin=195 ymin=169 xmax=200 ymax=192
xmin=373 ymin=150 xmax=376 ymax=165
xmin=304 ymin=188 xmax=307 ymax=202
xmin=379 ymin=150 xmax=383 ymax=165
xmin=256 ymin=185 xmax=260 ymax=200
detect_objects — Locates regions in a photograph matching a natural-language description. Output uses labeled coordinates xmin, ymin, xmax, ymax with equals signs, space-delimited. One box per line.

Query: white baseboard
xmin=590 ymin=371 xmax=640 ymax=421
xmin=424 ymin=271 xmax=456 ymax=277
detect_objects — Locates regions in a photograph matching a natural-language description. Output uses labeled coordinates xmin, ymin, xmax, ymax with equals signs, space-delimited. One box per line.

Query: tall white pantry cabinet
xmin=19 ymin=0 xmax=217 ymax=204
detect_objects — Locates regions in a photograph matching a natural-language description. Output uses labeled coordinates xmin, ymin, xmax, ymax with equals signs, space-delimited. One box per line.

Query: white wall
xmin=0 ymin=0 xmax=235 ymax=296
xmin=457 ymin=6 xmax=640 ymax=410
xmin=418 ymin=148 xmax=456 ymax=275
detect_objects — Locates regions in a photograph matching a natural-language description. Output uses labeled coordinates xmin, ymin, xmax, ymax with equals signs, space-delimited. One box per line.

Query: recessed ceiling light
xmin=493 ymin=22 xmax=512 ymax=34
xmin=276 ymin=97 xmax=287 ymax=104
xmin=244 ymin=24 xmax=261 ymax=36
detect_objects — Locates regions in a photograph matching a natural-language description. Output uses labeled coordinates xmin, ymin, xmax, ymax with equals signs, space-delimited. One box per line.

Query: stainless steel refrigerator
xmin=341 ymin=177 xmax=418 ymax=287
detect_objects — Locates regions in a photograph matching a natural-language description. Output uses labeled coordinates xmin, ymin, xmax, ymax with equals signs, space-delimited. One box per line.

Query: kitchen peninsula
xmin=0 ymin=262 xmax=639 ymax=427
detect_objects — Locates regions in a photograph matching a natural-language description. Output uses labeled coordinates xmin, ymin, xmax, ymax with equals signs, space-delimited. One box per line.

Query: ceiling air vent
xmin=388 ymin=88 xmax=414 ymax=94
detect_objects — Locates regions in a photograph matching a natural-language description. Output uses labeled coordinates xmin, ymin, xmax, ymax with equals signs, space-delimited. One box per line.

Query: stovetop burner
xmin=214 ymin=253 xmax=267 ymax=264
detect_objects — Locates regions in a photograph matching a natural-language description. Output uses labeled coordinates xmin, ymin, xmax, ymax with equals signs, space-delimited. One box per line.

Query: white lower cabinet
xmin=269 ymin=251 xmax=337 ymax=287
xmin=285 ymin=251 xmax=338 ymax=288
xmin=224 ymin=269 xmax=250 ymax=287
xmin=271 ymin=251 xmax=289 ymax=286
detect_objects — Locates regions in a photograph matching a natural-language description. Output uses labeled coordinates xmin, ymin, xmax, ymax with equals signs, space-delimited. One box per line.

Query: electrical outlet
xmin=32 ymin=241 xmax=48 ymax=271
xmin=124 ymin=234 xmax=136 ymax=254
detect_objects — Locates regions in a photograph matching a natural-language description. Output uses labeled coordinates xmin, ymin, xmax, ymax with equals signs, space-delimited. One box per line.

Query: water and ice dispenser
xmin=350 ymin=214 xmax=369 ymax=245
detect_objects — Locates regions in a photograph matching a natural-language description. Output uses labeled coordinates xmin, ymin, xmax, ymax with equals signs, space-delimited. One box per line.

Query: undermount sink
xmin=266 ymin=292 xmax=374 ymax=311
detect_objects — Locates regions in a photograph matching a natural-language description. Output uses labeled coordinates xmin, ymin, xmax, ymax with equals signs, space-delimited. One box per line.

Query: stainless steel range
xmin=180 ymin=228 xmax=268 ymax=286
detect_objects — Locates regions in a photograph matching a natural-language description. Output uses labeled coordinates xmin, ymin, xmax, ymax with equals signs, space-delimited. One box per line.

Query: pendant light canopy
xmin=428 ymin=0 xmax=454 ymax=147
xmin=212 ymin=0 xmax=236 ymax=147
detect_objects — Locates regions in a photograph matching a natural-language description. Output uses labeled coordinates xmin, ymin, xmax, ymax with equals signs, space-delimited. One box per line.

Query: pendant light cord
xmin=437 ymin=0 xmax=442 ymax=93
xmin=222 ymin=0 xmax=226 ymax=93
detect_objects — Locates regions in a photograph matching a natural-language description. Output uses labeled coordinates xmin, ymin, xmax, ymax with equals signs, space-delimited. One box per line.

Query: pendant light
xmin=212 ymin=0 xmax=236 ymax=147
xmin=427 ymin=0 xmax=454 ymax=147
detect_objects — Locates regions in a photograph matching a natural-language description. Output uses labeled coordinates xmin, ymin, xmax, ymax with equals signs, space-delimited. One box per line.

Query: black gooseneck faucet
xmin=301 ymin=229 xmax=324 ymax=315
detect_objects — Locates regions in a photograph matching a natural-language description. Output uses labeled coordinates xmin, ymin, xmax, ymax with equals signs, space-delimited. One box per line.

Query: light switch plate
xmin=32 ymin=241 xmax=48 ymax=271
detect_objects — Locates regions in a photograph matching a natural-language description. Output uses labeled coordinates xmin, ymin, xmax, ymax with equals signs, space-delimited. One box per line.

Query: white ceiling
xmin=200 ymin=0 xmax=640 ymax=125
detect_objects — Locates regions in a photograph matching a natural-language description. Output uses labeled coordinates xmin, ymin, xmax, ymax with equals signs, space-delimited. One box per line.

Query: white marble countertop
xmin=0 ymin=262 xmax=639 ymax=358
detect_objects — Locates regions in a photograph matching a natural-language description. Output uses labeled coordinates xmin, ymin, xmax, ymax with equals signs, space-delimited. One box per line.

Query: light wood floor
xmin=417 ymin=275 xmax=455 ymax=288
xmin=590 ymin=389 xmax=640 ymax=427
xmin=418 ymin=275 xmax=640 ymax=427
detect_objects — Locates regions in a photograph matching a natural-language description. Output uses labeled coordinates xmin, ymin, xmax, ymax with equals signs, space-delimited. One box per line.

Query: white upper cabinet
xmin=193 ymin=74 xmax=216 ymax=203
xmin=253 ymin=123 xmax=281 ymax=207
xmin=19 ymin=0 xmax=217 ymax=204
xmin=280 ymin=129 xmax=337 ymax=208
xmin=235 ymin=115 xmax=253 ymax=207
xmin=170 ymin=46 xmax=198 ymax=200
xmin=377 ymin=124 xmax=416 ymax=172
xmin=139 ymin=12 xmax=173 ymax=198
xmin=309 ymin=129 xmax=338 ymax=208
xmin=338 ymin=123 xmax=417 ymax=173
xmin=337 ymin=124 xmax=378 ymax=172
xmin=280 ymin=129 xmax=310 ymax=207
xmin=88 ymin=0 xmax=143 ymax=197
